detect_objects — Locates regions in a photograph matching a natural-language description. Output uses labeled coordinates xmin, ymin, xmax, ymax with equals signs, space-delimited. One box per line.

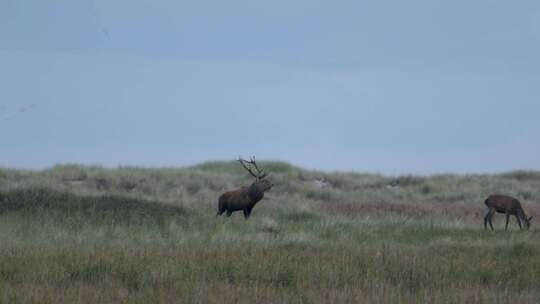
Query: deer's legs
xmin=516 ymin=215 xmax=523 ymax=229
xmin=505 ymin=213 xmax=510 ymax=231
xmin=226 ymin=210 xmax=233 ymax=217
xmin=484 ymin=208 xmax=495 ymax=231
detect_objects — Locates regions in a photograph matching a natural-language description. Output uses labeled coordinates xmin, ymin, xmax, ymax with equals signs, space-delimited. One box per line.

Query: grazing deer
xmin=484 ymin=194 xmax=532 ymax=231
xmin=217 ymin=157 xmax=273 ymax=219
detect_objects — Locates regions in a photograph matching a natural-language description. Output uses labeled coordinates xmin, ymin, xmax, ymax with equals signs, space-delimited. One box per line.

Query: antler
xmin=248 ymin=156 xmax=267 ymax=179
xmin=238 ymin=156 xmax=267 ymax=179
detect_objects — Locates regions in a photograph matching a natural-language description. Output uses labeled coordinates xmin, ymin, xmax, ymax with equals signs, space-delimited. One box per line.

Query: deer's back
xmin=485 ymin=194 xmax=522 ymax=213
xmin=220 ymin=187 xmax=247 ymax=202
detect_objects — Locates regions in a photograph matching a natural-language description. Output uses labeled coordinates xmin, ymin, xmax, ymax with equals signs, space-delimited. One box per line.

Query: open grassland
xmin=0 ymin=162 xmax=540 ymax=303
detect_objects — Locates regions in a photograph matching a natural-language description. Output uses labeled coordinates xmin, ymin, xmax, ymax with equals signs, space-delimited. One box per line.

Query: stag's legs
xmin=226 ymin=210 xmax=232 ymax=217
xmin=484 ymin=208 xmax=495 ymax=231
xmin=217 ymin=201 xmax=226 ymax=216
xmin=505 ymin=213 xmax=510 ymax=231
xmin=243 ymin=208 xmax=252 ymax=219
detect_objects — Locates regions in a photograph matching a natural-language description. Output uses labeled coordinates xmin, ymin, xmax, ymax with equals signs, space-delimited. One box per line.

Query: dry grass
xmin=0 ymin=162 xmax=539 ymax=303
xmin=1 ymin=244 xmax=540 ymax=303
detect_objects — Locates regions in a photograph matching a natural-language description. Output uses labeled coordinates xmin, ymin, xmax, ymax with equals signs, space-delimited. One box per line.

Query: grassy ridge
xmin=0 ymin=162 xmax=539 ymax=303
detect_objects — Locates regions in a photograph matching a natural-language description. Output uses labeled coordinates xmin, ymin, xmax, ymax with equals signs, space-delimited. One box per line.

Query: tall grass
xmin=0 ymin=162 xmax=539 ymax=303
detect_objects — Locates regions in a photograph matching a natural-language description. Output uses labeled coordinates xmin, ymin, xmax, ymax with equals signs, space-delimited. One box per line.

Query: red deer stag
xmin=217 ymin=157 xmax=273 ymax=219
xmin=484 ymin=194 xmax=532 ymax=231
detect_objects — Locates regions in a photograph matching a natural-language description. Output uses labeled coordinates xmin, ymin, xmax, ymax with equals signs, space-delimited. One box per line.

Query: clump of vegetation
xmin=0 ymin=187 xmax=186 ymax=227
xmin=48 ymin=164 xmax=89 ymax=182
xmin=501 ymin=170 xmax=540 ymax=182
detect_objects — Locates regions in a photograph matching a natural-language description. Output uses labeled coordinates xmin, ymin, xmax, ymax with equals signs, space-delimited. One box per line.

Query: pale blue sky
xmin=1 ymin=1 xmax=539 ymax=174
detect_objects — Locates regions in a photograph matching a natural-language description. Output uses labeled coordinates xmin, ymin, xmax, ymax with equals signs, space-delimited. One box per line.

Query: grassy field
xmin=0 ymin=162 xmax=539 ymax=303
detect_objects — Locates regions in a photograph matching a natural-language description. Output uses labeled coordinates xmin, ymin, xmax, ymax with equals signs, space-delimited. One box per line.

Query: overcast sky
xmin=1 ymin=0 xmax=539 ymax=174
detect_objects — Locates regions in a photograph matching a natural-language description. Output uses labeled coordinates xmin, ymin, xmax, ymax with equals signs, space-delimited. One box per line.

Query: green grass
xmin=0 ymin=162 xmax=539 ymax=303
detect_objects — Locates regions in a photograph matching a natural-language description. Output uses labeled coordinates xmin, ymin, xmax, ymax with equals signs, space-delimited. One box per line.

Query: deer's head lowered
xmin=484 ymin=194 xmax=533 ymax=231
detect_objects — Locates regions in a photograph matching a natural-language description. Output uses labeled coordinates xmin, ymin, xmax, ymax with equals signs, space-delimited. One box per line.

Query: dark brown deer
xmin=484 ymin=194 xmax=532 ymax=231
xmin=217 ymin=157 xmax=273 ymax=219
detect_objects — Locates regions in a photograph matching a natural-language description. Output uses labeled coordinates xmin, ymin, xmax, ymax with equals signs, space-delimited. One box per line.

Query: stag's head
xmin=238 ymin=156 xmax=273 ymax=192
xmin=253 ymin=178 xmax=273 ymax=192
